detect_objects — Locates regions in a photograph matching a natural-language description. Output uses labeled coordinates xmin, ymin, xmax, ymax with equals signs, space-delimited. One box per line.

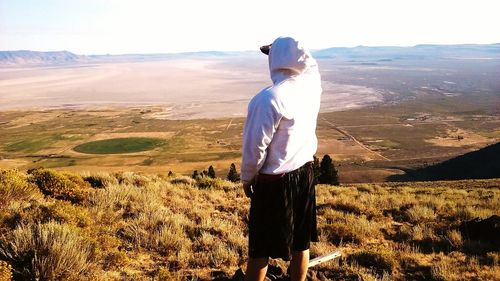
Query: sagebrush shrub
xmin=405 ymin=205 xmax=436 ymax=223
xmin=446 ymin=229 xmax=463 ymax=249
xmin=349 ymin=247 xmax=398 ymax=275
xmin=486 ymin=252 xmax=500 ymax=266
xmin=82 ymin=172 xmax=118 ymax=188
xmin=115 ymin=172 xmax=150 ymax=186
xmin=28 ymin=168 xmax=90 ymax=203
xmin=196 ymin=177 xmax=235 ymax=190
xmin=0 ymin=260 xmax=12 ymax=281
xmin=169 ymin=175 xmax=196 ymax=186
xmin=38 ymin=201 xmax=92 ymax=227
xmin=0 ymin=169 xmax=42 ymax=207
xmin=430 ymin=256 xmax=454 ymax=281
xmin=321 ymin=212 xmax=381 ymax=245
xmin=0 ymin=222 xmax=92 ymax=280
xmin=104 ymin=250 xmax=128 ymax=269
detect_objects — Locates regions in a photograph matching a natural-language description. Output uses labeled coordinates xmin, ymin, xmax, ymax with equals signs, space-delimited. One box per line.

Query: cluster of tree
xmin=313 ymin=154 xmax=340 ymax=185
xmin=191 ymin=165 xmax=217 ymax=179
xmin=182 ymin=154 xmax=338 ymax=185
xmin=187 ymin=164 xmax=240 ymax=182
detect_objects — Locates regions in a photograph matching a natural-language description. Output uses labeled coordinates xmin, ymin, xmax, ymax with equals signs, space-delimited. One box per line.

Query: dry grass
xmin=0 ymin=260 xmax=12 ymax=281
xmin=0 ymin=222 xmax=92 ymax=280
xmin=0 ymin=169 xmax=498 ymax=280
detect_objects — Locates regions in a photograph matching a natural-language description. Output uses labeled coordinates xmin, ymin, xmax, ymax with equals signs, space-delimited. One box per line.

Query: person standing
xmin=241 ymin=37 xmax=322 ymax=281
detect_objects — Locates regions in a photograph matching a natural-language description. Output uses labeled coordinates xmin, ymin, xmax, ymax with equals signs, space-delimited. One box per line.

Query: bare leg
xmin=245 ymin=257 xmax=269 ymax=281
xmin=290 ymin=250 xmax=309 ymax=281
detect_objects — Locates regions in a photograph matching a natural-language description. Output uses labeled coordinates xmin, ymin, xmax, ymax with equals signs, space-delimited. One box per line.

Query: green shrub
xmin=0 ymin=222 xmax=92 ymax=280
xmin=0 ymin=169 xmax=42 ymax=208
xmin=28 ymin=168 xmax=90 ymax=203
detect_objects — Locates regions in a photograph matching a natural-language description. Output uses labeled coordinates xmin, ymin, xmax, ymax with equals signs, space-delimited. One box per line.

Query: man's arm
xmin=241 ymin=95 xmax=282 ymax=196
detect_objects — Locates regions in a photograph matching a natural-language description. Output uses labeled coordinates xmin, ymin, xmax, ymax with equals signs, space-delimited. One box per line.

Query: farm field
xmin=0 ymin=93 xmax=498 ymax=183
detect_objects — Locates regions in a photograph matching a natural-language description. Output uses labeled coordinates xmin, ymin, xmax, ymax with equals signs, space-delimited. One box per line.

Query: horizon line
xmin=1 ymin=42 xmax=499 ymax=56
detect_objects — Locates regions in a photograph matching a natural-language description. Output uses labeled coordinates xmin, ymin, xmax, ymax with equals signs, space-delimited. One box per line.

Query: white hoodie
xmin=241 ymin=37 xmax=322 ymax=183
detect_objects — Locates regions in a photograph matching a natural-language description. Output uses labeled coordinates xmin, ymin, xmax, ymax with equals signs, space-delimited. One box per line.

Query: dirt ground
xmin=0 ymin=59 xmax=389 ymax=119
xmin=425 ymin=128 xmax=491 ymax=148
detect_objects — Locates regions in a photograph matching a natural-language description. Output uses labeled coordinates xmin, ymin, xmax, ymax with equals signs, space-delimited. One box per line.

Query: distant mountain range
xmin=313 ymin=43 xmax=500 ymax=60
xmin=0 ymin=50 xmax=82 ymax=65
xmin=1 ymin=43 xmax=499 ymax=66
xmin=389 ymin=142 xmax=500 ymax=181
xmin=0 ymin=49 xmax=258 ymax=66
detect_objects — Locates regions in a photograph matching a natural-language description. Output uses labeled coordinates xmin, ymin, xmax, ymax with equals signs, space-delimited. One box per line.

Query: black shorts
xmin=248 ymin=162 xmax=319 ymax=261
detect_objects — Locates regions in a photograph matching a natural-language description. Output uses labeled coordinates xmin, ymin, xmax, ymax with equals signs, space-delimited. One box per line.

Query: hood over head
xmin=268 ymin=37 xmax=318 ymax=84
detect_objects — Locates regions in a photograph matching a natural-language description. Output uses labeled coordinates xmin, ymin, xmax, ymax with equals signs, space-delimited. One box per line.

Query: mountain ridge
xmin=0 ymin=50 xmax=82 ymax=65
xmin=2 ymin=43 xmax=500 ymax=66
xmin=389 ymin=142 xmax=500 ymax=181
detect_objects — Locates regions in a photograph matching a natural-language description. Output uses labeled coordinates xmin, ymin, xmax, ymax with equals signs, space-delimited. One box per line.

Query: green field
xmin=73 ymin=137 xmax=165 ymax=154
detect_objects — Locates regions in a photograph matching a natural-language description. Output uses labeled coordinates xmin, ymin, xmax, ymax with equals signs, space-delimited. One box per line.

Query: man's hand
xmin=243 ymin=181 xmax=254 ymax=198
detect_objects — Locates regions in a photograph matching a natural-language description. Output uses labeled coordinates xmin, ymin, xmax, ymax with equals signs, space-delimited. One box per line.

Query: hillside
xmin=389 ymin=142 xmax=500 ymax=181
xmin=0 ymin=169 xmax=499 ymax=280
xmin=0 ymin=50 xmax=82 ymax=65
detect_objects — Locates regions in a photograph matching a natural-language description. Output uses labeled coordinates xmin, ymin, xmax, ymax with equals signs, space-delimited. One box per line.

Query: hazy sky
xmin=1 ymin=0 xmax=499 ymax=54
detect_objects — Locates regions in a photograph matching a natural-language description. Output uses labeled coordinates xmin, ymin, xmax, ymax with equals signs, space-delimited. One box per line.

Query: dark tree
xmin=208 ymin=165 xmax=216 ymax=179
xmin=167 ymin=171 xmax=173 ymax=177
xmin=319 ymin=154 xmax=339 ymax=185
xmin=191 ymin=170 xmax=199 ymax=179
xmin=202 ymin=170 xmax=208 ymax=177
xmin=312 ymin=156 xmax=321 ymax=184
xmin=227 ymin=163 xmax=240 ymax=182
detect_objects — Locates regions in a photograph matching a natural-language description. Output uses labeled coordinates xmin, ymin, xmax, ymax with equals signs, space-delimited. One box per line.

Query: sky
xmin=1 ymin=0 xmax=499 ymax=55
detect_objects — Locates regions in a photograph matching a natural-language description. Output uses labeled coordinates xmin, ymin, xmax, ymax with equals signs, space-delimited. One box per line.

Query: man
xmin=241 ymin=37 xmax=322 ymax=281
